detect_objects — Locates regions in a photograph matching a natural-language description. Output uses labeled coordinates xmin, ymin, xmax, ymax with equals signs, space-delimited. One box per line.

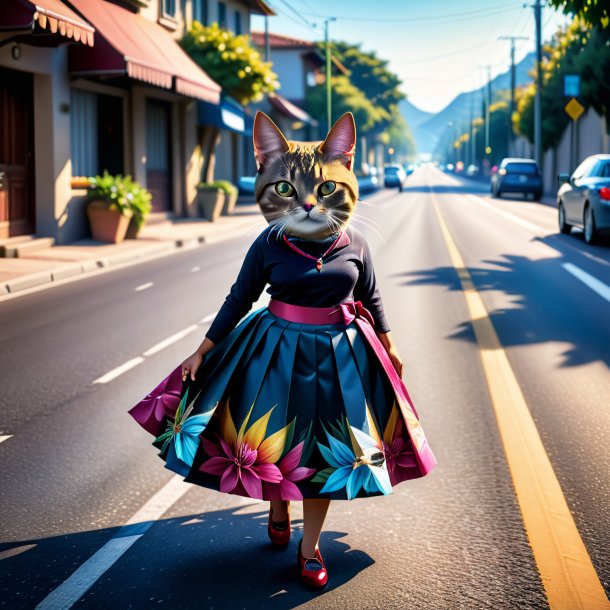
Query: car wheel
xmin=558 ymin=201 xmax=572 ymax=234
xmin=533 ymin=190 xmax=542 ymax=201
xmin=584 ymin=204 xmax=598 ymax=244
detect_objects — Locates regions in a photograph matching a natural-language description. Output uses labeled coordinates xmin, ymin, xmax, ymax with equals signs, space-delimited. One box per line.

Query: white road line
xmin=142 ymin=325 xmax=199 ymax=357
xmin=92 ymin=357 xmax=144 ymax=384
xmin=35 ymin=475 xmax=190 ymax=610
xmin=466 ymin=195 xmax=545 ymax=232
xmin=563 ymin=263 xmax=610 ymax=304
xmin=199 ymin=311 xmax=217 ymax=324
xmin=0 ymin=435 xmax=13 ymax=444
xmin=135 ymin=282 xmax=153 ymax=292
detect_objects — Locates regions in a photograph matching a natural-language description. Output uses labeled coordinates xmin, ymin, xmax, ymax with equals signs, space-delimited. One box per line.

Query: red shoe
xmin=297 ymin=539 xmax=328 ymax=589
xmin=268 ymin=504 xmax=291 ymax=547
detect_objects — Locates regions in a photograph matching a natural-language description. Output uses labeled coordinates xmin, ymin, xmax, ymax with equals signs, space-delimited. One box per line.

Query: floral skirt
xmin=128 ymin=304 xmax=437 ymax=501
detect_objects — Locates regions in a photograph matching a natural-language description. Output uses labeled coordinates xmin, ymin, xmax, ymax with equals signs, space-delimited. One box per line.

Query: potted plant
xmin=86 ymin=171 xmax=134 ymax=244
xmin=122 ymin=175 xmax=152 ymax=239
xmin=86 ymin=172 xmax=152 ymax=242
xmin=196 ymin=182 xmax=225 ymax=222
xmin=214 ymin=180 xmax=239 ymax=216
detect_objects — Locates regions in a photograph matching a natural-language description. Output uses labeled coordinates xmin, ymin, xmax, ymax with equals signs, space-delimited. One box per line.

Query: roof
xmin=268 ymin=93 xmax=316 ymax=124
xmin=67 ymin=0 xmax=220 ymax=103
xmin=239 ymin=0 xmax=275 ymax=16
xmin=0 ymin=0 xmax=95 ymax=46
xmin=250 ymin=30 xmax=315 ymax=49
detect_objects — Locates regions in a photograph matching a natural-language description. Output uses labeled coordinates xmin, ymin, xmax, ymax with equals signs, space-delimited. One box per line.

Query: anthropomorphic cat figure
xmin=253 ymin=112 xmax=359 ymax=240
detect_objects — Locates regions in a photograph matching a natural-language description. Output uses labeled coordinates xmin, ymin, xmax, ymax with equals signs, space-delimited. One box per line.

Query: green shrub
xmin=197 ymin=180 xmax=238 ymax=195
xmin=88 ymin=171 xmax=152 ymax=229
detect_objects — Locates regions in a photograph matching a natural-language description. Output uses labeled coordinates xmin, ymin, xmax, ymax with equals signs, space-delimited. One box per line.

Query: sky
xmin=251 ymin=0 xmax=571 ymax=114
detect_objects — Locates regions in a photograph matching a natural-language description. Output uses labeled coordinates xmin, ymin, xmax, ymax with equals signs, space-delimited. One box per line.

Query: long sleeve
xmin=353 ymin=238 xmax=390 ymax=333
xmin=205 ymin=233 xmax=268 ymax=344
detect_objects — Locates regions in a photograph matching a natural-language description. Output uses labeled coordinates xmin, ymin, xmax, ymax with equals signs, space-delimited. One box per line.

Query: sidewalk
xmin=0 ymin=202 xmax=266 ymax=299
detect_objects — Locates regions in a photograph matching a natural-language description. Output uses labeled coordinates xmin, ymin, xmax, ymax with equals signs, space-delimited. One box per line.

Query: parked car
xmin=404 ymin=163 xmax=415 ymax=176
xmin=466 ymin=164 xmax=480 ymax=177
xmin=384 ymin=164 xmax=406 ymax=190
xmin=557 ymin=154 xmax=610 ymax=244
xmin=491 ymin=158 xmax=542 ymax=200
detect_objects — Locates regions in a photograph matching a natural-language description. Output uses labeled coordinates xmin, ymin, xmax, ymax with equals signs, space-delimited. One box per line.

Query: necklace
xmin=282 ymin=231 xmax=343 ymax=272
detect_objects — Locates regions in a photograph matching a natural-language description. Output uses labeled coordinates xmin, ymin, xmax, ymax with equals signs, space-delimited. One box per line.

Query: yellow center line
xmin=431 ymin=193 xmax=610 ymax=610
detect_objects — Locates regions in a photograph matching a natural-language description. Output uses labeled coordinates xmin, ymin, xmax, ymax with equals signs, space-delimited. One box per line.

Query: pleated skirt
xmin=129 ymin=306 xmax=436 ymax=501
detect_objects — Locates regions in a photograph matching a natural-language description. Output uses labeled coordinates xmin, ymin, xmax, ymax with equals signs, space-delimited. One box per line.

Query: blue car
xmin=491 ymin=158 xmax=543 ymax=200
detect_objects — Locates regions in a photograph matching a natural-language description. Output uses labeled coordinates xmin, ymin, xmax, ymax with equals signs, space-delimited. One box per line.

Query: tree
xmin=305 ymin=75 xmax=381 ymax=133
xmin=545 ymin=0 xmax=609 ymax=31
xmin=384 ymin=107 xmax=416 ymax=159
xmin=181 ymin=22 xmax=278 ymax=105
xmin=513 ymin=17 xmax=610 ymax=150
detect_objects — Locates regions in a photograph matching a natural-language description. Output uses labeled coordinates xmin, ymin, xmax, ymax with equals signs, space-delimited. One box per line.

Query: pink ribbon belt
xmin=268 ymin=299 xmax=419 ymax=420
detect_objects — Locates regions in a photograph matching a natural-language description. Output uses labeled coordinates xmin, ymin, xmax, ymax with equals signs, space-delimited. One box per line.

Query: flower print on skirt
xmin=128 ymin=302 xmax=437 ymax=501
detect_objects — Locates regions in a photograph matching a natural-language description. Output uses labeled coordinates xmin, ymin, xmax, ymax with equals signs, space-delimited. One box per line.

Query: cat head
xmin=253 ymin=112 xmax=358 ymax=240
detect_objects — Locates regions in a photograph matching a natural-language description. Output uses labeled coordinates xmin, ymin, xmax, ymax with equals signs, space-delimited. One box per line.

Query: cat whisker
xmin=349 ymin=216 xmax=387 ymax=244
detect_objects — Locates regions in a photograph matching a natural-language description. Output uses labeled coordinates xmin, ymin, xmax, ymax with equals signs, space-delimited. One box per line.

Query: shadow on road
xmin=396 ymin=249 xmax=610 ymax=369
xmin=0 ymin=504 xmax=374 ymax=609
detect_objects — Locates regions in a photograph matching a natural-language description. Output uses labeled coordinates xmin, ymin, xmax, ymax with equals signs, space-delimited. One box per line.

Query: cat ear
xmin=253 ymin=111 xmax=290 ymax=172
xmin=319 ymin=112 xmax=356 ymax=170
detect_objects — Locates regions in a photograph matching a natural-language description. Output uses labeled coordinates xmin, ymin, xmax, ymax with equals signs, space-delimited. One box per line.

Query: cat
xmin=253 ymin=112 xmax=359 ymax=241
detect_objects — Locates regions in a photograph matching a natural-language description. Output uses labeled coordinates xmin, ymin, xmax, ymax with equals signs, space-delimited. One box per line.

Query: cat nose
xmin=303 ymin=203 xmax=315 ymax=213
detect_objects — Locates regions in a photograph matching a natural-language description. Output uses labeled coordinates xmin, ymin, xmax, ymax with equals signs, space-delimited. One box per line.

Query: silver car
xmin=557 ymin=154 xmax=610 ymax=244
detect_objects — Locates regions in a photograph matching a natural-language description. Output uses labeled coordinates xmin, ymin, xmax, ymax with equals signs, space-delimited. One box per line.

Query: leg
xmin=270 ymin=499 xmax=289 ymax=522
xmin=301 ymin=498 xmax=331 ymax=557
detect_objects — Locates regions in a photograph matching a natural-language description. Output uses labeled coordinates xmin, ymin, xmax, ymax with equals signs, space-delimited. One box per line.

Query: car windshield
xmin=385 ymin=167 xmax=400 ymax=174
xmin=504 ymin=163 xmax=539 ymax=174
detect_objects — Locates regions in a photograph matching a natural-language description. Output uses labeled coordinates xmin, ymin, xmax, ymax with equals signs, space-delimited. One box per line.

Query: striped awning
xmin=0 ymin=0 xmax=95 ymax=46
xmin=67 ymin=0 xmax=220 ymax=104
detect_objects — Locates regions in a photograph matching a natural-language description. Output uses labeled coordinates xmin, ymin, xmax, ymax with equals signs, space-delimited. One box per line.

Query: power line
xmin=392 ymin=39 xmax=499 ymax=65
xmin=268 ymin=0 xmax=322 ymax=35
xmin=300 ymin=4 xmax=520 ymax=24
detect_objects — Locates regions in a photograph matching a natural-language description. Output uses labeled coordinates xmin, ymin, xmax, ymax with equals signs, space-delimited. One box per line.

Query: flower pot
xmin=125 ymin=215 xmax=145 ymax=239
xmin=221 ymin=190 xmax=238 ymax=215
xmin=197 ymin=188 xmax=225 ymax=222
xmin=86 ymin=199 xmax=133 ymax=243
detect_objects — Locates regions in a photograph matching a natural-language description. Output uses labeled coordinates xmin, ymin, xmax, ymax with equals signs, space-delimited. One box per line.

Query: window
xmin=71 ymin=89 xmax=124 ymax=177
xmin=218 ymin=1 xmax=226 ymax=27
xmin=193 ymin=0 xmax=208 ymax=24
xmin=599 ymin=162 xmax=610 ymax=178
xmin=572 ymin=157 xmax=597 ymax=180
xmin=234 ymin=10 xmax=242 ymax=34
xmin=163 ymin=0 xmax=176 ymax=17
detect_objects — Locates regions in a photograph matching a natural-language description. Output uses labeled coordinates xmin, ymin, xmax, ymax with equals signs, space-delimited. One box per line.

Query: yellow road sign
xmin=565 ymin=97 xmax=585 ymax=121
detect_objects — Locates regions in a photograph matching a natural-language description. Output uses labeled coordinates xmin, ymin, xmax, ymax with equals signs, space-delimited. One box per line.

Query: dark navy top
xmin=205 ymin=224 xmax=390 ymax=344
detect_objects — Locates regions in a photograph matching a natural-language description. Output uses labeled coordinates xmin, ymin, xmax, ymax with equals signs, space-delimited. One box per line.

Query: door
xmin=145 ymin=100 xmax=172 ymax=212
xmin=0 ymin=67 xmax=35 ymax=238
xmin=564 ymin=157 xmax=596 ymax=224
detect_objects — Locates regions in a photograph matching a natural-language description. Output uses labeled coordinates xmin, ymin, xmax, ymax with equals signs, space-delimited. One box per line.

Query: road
xmin=1 ymin=166 xmax=608 ymax=609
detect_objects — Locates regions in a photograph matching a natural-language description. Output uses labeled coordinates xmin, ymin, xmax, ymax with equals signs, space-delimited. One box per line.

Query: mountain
xmin=401 ymin=52 xmax=536 ymax=155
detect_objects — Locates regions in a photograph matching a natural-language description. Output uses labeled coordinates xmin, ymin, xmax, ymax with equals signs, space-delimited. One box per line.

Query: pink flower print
xmin=128 ymin=365 xmax=182 ymax=436
xmin=199 ymin=405 xmax=289 ymax=499
xmin=382 ymin=405 xmax=418 ymax=483
xmin=264 ymin=441 xmax=316 ymax=501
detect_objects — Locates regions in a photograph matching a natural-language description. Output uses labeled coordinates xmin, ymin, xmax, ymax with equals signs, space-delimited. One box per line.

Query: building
xmin=0 ymin=0 xmax=272 ymax=247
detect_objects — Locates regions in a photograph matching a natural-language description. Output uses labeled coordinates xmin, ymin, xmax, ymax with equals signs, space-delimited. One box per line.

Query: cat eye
xmin=274 ymin=181 xmax=295 ymax=197
xmin=318 ymin=181 xmax=336 ymax=196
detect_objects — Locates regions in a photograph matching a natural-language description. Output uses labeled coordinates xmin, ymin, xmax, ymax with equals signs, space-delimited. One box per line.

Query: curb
xmin=1 ymin=236 xmax=200 ymax=299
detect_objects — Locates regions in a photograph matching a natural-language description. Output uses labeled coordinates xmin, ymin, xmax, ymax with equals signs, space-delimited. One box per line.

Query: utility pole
xmin=498 ymin=35 xmax=528 ymax=153
xmin=324 ymin=18 xmax=336 ymax=130
xmin=264 ymin=15 xmax=270 ymax=62
xmin=478 ymin=65 xmax=492 ymax=168
xmin=533 ymin=0 xmax=542 ymax=172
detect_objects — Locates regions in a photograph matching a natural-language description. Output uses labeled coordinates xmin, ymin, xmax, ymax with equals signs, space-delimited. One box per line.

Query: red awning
xmin=269 ymin=93 xmax=316 ymax=124
xmin=0 ymin=0 xmax=95 ymax=46
xmin=67 ymin=0 xmax=220 ymax=103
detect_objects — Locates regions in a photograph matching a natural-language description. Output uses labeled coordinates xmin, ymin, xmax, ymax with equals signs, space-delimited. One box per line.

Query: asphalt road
xmin=1 ymin=166 xmax=608 ymax=609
